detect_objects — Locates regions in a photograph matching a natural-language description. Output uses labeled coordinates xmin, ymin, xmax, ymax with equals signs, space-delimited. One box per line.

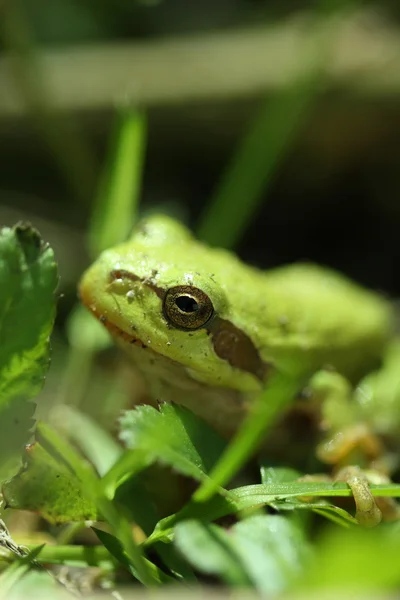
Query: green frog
xmin=79 ymin=214 xmax=400 ymax=526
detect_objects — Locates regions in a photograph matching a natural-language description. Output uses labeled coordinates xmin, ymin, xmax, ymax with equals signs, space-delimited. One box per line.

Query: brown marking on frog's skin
xmin=207 ymin=317 xmax=270 ymax=382
xmin=87 ymin=268 xmax=270 ymax=381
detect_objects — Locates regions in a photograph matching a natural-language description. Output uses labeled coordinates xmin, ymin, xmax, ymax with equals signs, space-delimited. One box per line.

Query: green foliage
xmin=2 ymin=441 xmax=98 ymax=524
xmin=2 ymin=13 xmax=400 ymax=597
xmin=119 ymin=403 xmax=226 ymax=482
xmin=175 ymin=515 xmax=309 ymax=593
xmin=1 ymin=232 xmax=400 ymax=597
xmin=88 ymin=107 xmax=146 ymax=258
xmin=0 ymin=223 xmax=57 ymax=482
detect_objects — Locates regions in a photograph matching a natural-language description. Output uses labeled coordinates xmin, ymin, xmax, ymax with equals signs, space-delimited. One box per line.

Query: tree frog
xmin=79 ymin=214 xmax=399 ymax=525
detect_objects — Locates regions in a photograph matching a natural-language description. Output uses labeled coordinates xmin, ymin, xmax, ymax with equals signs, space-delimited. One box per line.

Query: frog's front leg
xmin=334 ymin=465 xmax=382 ymax=527
xmin=298 ymin=467 xmax=383 ymax=527
xmin=304 ymin=370 xmax=397 ymax=526
xmin=334 ymin=466 xmax=400 ymax=526
xmin=307 ymin=370 xmax=383 ymax=466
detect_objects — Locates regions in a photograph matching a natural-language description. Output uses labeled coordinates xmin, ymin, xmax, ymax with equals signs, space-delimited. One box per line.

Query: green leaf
xmin=34 ymin=423 xmax=159 ymax=586
xmin=175 ymin=515 xmax=310 ymax=593
xmin=2 ymin=441 xmax=98 ymax=524
xmin=0 ymin=223 xmax=58 ymax=482
xmin=0 ymin=561 xmax=31 ymax=599
xmin=174 ymin=520 xmax=251 ymax=587
xmin=92 ymin=527 xmax=133 ymax=571
xmin=0 ymin=544 xmax=54 ymax=599
xmin=228 ymin=515 xmax=310 ymax=593
xmin=5 ymin=570 xmax=66 ymax=600
xmin=107 ymin=404 xmax=227 ymax=536
xmin=118 ymin=403 xmax=226 ymax=483
xmin=175 ymin=516 xmax=308 ymax=591
xmin=92 ymin=527 xmax=174 ymax=584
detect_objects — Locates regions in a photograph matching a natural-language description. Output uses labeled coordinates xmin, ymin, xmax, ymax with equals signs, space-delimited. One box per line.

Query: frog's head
xmin=79 ymin=215 xmax=269 ymax=392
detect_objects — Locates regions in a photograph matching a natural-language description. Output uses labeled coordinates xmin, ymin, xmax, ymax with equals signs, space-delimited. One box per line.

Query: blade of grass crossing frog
xmin=147 ymin=482 xmax=400 ymax=545
xmin=0 ymin=224 xmax=58 ymax=483
xmin=193 ymin=372 xmax=303 ymax=503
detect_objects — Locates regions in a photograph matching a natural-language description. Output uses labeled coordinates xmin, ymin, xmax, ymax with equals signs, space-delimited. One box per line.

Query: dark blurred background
xmin=0 ymin=0 xmax=400 ymax=315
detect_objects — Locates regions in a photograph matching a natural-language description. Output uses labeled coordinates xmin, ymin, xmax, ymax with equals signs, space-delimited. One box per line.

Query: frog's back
xmin=247 ymin=263 xmax=394 ymax=381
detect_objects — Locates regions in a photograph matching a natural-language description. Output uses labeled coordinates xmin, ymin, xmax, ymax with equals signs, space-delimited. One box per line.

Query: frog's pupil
xmin=176 ymin=295 xmax=199 ymax=313
xmin=163 ymin=285 xmax=213 ymax=330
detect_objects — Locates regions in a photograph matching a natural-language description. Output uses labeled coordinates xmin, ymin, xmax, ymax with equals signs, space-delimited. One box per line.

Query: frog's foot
xmin=337 ymin=466 xmax=400 ymax=524
xmin=334 ymin=465 xmax=382 ymax=527
xmin=299 ymin=468 xmax=400 ymax=526
xmin=316 ymin=423 xmax=384 ymax=466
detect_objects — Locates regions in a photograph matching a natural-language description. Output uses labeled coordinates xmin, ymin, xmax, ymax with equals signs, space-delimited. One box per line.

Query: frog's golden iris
xmin=163 ymin=285 xmax=214 ymax=331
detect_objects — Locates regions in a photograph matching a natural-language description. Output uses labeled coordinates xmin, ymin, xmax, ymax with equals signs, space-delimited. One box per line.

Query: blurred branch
xmin=0 ymin=9 xmax=399 ymax=121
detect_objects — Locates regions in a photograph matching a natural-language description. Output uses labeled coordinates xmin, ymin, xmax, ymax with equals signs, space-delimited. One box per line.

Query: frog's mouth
xmin=79 ymin=292 xmax=149 ymax=349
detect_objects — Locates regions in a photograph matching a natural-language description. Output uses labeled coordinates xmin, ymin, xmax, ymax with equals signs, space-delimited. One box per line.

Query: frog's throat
xmin=81 ymin=268 xmax=270 ymax=382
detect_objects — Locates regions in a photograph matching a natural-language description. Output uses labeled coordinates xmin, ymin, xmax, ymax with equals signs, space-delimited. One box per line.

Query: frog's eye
xmin=163 ymin=285 xmax=214 ymax=330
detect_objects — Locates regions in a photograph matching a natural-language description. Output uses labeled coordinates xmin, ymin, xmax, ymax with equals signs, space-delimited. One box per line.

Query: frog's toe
xmin=364 ymin=469 xmax=400 ymax=522
xmin=334 ymin=465 xmax=382 ymax=527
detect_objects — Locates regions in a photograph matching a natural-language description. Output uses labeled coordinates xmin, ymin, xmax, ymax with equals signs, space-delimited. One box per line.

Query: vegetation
xmin=1 ymin=0 xmax=400 ymax=597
